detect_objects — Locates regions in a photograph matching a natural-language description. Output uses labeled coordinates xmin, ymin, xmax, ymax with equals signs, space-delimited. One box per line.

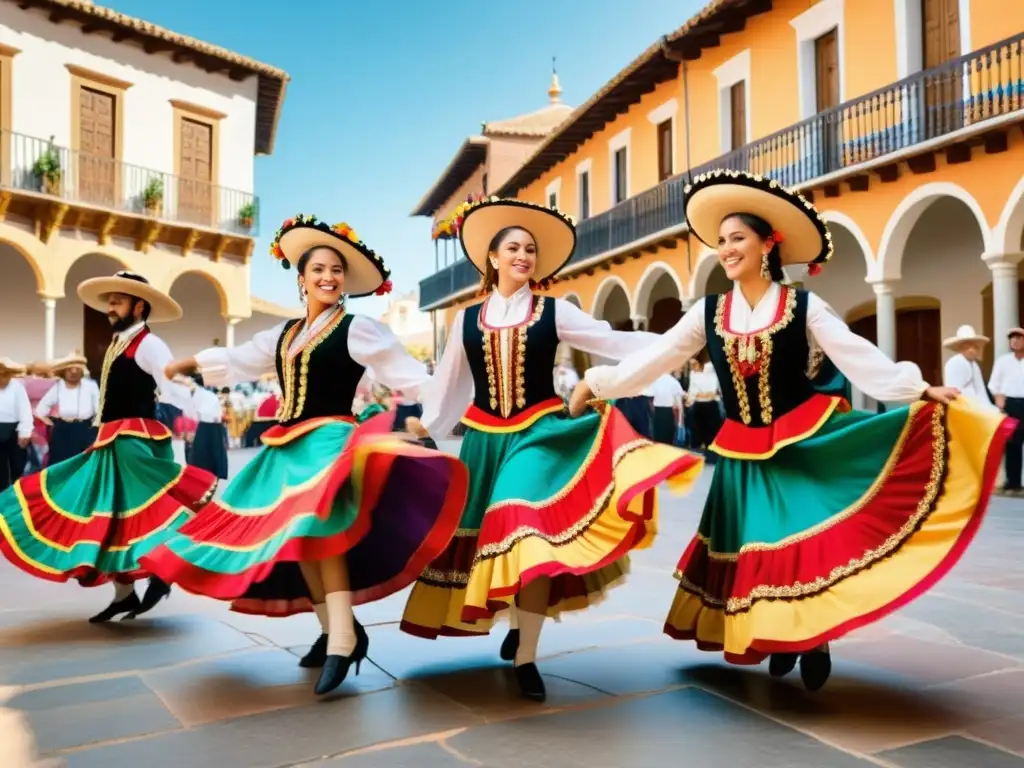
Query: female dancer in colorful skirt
xmin=401 ymin=198 xmax=705 ymax=701
xmin=570 ymin=170 xmax=1014 ymax=690
xmin=0 ymin=271 xmax=217 ymax=622
xmin=143 ymin=215 xmax=468 ymax=696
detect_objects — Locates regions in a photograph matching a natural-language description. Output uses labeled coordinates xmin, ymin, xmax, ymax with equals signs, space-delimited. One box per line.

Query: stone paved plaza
xmin=1 ymin=443 xmax=1024 ymax=767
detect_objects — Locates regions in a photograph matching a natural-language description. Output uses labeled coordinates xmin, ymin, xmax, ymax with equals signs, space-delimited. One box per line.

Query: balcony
xmin=419 ymin=30 xmax=1024 ymax=310
xmin=0 ymin=129 xmax=258 ymax=259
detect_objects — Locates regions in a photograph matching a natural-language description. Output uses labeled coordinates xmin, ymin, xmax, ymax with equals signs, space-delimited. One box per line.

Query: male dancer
xmin=0 ymin=271 xmax=216 ymax=622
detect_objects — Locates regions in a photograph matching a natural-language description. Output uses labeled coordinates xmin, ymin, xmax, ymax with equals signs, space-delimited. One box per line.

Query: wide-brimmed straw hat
xmin=0 ymin=358 xmax=27 ymax=375
xmin=269 ymin=214 xmax=392 ymax=298
xmin=942 ymin=325 xmax=990 ymax=350
xmin=684 ymin=170 xmax=833 ymax=269
xmin=77 ymin=271 xmax=182 ymax=323
xmin=49 ymin=350 xmax=90 ymax=377
xmin=459 ymin=198 xmax=576 ymax=282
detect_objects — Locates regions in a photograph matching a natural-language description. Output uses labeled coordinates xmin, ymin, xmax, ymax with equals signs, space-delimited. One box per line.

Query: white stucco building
xmin=0 ymin=0 xmax=292 ymax=371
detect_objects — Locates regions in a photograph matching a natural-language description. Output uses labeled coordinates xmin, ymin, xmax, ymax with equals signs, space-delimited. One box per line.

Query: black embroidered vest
xmin=463 ymin=295 xmax=559 ymax=419
xmin=274 ymin=311 xmax=365 ymax=427
xmin=705 ymin=286 xmax=818 ymax=427
xmin=98 ymin=328 xmax=158 ymax=423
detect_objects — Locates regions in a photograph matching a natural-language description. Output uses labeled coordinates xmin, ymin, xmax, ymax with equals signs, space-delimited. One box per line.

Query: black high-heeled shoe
xmin=799 ymin=648 xmax=832 ymax=691
xmin=768 ymin=653 xmax=798 ymax=678
xmin=89 ymin=592 xmax=142 ymax=623
xmin=122 ymin=577 xmax=171 ymax=620
xmin=301 ymin=619 xmax=367 ymax=669
xmin=313 ymin=621 xmax=370 ymax=695
xmin=499 ymin=629 xmax=520 ymax=662
xmin=513 ymin=662 xmax=546 ymax=702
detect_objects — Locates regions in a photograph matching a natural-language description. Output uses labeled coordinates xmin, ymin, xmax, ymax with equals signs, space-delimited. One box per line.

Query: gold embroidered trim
xmin=675 ymin=403 xmax=946 ymax=613
xmin=93 ymin=326 xmax=146 ymax=427
xmin=713 ymin=287 xmax=797 ymax=425
xmin=277 ymin=310 xmax=346 ymax=422
xmin=420 ymin=565 xmax=472 ymax=587
xmin=478 ymin=296 xmax=545 ymax=419
xmin=806 ymin=344 xmax=824 ymax=380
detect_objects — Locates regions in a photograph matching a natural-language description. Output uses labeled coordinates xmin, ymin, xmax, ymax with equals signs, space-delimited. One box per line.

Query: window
xmin=656 ymin=120 xmax=673 ymax=181
xmin=729 ymin=82 xmax=747 ymax=149
xmin=791 ymin=0 xmax=846 ymax=118
xmin=171 ymin=100 xmax=225 ymax=227
xmin=579 ymin=170 xmax=591 ymax=219
xmin=545 ymin=177 xmax=561 ymax=211
xmin=67 ymin=64 xmax=131 ymax=206
xmin=614 ymin=149 xmax=628 ymax=203
xmin=607 ymin=127 xmax=631 ymax=206
xmin=712 ymin=50 xmax=751 ymax=154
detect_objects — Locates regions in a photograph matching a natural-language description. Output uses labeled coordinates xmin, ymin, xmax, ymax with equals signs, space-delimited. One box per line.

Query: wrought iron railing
xmin=0 ymin=129 xmax=259 ymax=236
xmin=419 ymin=31 xmax=1024 ymax=309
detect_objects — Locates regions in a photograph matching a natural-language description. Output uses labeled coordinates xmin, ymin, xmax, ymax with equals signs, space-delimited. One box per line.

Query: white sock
xmin=514 ymin=610 xmax=545 ymax=667
xmin=508 ymin=604 xmax=519 ymax=631
xmin=324 ymin=591 xmax=356 ymax=657
xmin=113 ymin=582 xmax=135 ymax=601
xmin=313 ymin=602 xmax=328 ymax=634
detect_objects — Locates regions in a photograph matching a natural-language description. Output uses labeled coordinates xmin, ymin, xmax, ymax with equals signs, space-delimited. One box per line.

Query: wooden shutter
xmin=79 ymin=86 xmax=116 ymax=205
xmin=178 ymin=117 xmax=213 ymax=225
xmin=657 ymin=120 xmax=673 ymax=181
xmin=729 ymin=81 xmax=746 ymax=149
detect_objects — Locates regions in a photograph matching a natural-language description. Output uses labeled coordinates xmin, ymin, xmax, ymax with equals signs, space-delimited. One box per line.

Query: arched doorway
xmin=592 ymin=278 xmax=632 ymax=328
xmin=846 ymin=298 xmax=943 ymax=389
xmin=62 ymin=253 xmax=130 ymax=376
xmin=0 ymin=243 xmax=46 ymax=363
xmin=163 ymin=272 xmax=228 ymax=359
xmin=635 ymin=263 xmax=684 ymax=334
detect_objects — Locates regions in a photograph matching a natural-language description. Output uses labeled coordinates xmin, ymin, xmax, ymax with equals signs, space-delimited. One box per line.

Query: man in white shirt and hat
xmin=942 ymin=326 xmax=996 ymax=412
xmin=0 ymin=358 xmax=33 ymax=491
xmin=989 ymin=327 xmax=1024 ymax=495
xmin=35 ymin=350 xmax=101 ymax=464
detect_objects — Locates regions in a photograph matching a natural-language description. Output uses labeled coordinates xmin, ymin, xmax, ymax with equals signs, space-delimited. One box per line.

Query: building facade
xmin=414 ymin=71 xmax=573 ymax=357
xmin=418 ymin=0 xmax=1024 ymax=407
xmin=379 ymin=289 xmax=433 ymax=361
xmin=0 ymin=0 xmax=291 ymax=373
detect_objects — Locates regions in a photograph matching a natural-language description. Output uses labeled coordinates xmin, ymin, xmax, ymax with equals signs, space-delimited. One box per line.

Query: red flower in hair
xmin=771 ymin=230 xmax=784 ymax=243
xmin=282 ymin=218 xmax=295 ymax=229
xmin=807 ymin=262 xmax=823 ymax=277
xmin=375 ymin=279 xmax=393 ymax=296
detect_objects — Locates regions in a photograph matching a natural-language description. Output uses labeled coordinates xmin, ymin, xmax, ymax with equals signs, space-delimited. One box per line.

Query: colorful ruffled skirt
xmin=400 ymin=404 xmax=704 ymax=638
xmin=664 ymin=398 xmax=1014 ymax=663
xmin=0 ymin=418 xmax=217 ymax=585
xmin=139 ymin=411 xmax=468 ymax=610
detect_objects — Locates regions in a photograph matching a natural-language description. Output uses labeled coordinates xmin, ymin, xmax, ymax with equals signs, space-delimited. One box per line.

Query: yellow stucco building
xmin=418 ymin=0 xmax=1024 ymax=406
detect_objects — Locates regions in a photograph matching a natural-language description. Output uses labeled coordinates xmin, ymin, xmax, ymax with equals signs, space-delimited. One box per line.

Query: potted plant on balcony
xmin=143 ymin=177 xmax=163 ymax=216
xmin=238 ymin=201 xmax=256 ymax=232
xmin=32 ymin=137 xmax=62 ymax=196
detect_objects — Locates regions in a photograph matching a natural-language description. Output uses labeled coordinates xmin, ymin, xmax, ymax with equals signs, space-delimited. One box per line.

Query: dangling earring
xmin=760 ymin=252 xmax=771 ymax=280
xmin=298 ymin=283 xmax=308 ymax=305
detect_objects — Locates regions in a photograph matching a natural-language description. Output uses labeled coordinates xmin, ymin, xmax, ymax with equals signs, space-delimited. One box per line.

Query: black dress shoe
xmin=89 ymin=592 xmax=142 ymax=623
xmin=768 ymin=653 xmax=798 ymax=678
xmin=299 ymin=622 xmax=368 ymax=671
xmin=313 ymin=622 xmax=370 ymax=695
xmin=500 ymin=629 xmax=520 ymax=662
xmin=299 ymin=634 xmax=328 ymax=668
xmin=123 ymin=577 xmax=171 ymax=619
xmin=799 ymin=649 xmax=832 ymax=691
xmin=513 ymin=662 xmax=546 ymax=702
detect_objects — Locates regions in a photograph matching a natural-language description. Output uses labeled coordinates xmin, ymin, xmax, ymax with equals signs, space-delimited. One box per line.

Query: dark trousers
xmin=1003 ymin=397 xmax=1024 ymax=489
xmin=617 ymin=396 xmax=653 ymax=440
xmin=690 ymin=401 xmax=723 ymax=450
xmin=0 ymin=424 xmax=26 ymax=492
xmin=653 ymin=406 xmax=675 ymax=445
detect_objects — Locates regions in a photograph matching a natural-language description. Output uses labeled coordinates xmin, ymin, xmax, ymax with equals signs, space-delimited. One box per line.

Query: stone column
xmin=630 ymin=315 xmax=648 ymax=331
xmin=872 ymin=281 xmax=897 ymax=360
xmin=225 ymin=316 xmax=241 ymax=349
xmin=42 ymin=298 xmax=57 ymax=361
xmin=984 ymin=252 xmax=1022 ymax=357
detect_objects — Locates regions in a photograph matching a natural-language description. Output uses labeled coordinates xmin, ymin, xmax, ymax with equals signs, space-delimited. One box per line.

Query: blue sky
xmin=105 ymin=0 xmax=703 ymax=315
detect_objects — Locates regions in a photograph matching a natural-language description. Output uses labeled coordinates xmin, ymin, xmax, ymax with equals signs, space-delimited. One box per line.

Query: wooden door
xmin=79 ymin=86 xmax=116 ymax=206
xmin=729 ymin=81 xmax=746 ymax=150
xmin=922 ymin=0 xmax=962 ymax=133
xmin=815 ymin=29 xmax=841 ymax=172
xmin=896 ymin=308 xmax=942 ymax=388
xmin=83 ymin=305 xmax=111 ymax=380
xmin=178 ymin=117 xmax=213 ymax=226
